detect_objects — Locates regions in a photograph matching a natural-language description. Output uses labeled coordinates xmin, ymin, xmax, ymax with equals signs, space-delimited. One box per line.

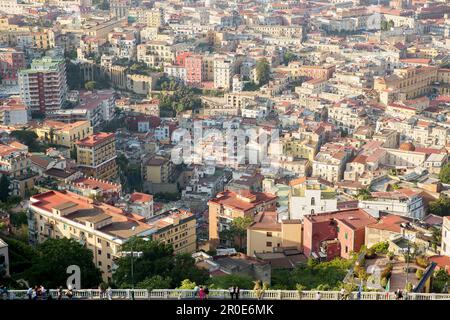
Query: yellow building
xmin=137 ymin=41 xmax=175 ymax=67
xmin=246 ymin=211 xmax=302 ymax=257
xmin=0 ymin=142 xmax=36 ymax=197
xmin=142 ymin=155 xmax=173 ymax=184
xmin=76 ymin=132 xmax=118 ymax=181
xmin=31 ymin=28 xmax=55 ymax=50
xmin=149 ymin=209 xmax=197 ymax=254
xmin=146 ymin=8 xmax=164 ymax=27
xmin=283 ymin=138 xmax=317 ymax=161
xmin=36 ymin=120 xmax=92 ymax=149
xmin=28 ymin=190 xmax=197 ymax=282
xmin=374 ymin=66 xmax=438 ymax=100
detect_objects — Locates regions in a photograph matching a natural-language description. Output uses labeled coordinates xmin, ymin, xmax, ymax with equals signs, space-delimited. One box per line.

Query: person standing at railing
xmin=229 ymin=286 xmax=235 ymax=300
xmin=66 ymin=287 xmax=74 ymax=300
xmin=199 ymin=286 xmax=205 ymax=300
xmin=316 ymin=292 xmax=321 ymax=300
xmin=193 ymin=285 xmax=200 ymax=299
xmin=235 ymin=286 xmax=240 ymax=300
xmin=107 ymin=287 xmax=112 ymax=300
xmin=57 ymin=287 xmax=63 ymax=300
xmin=204 ymin=286 xmax=209 ymax=299
xmin=40 ymin=285 xmax=47 ymax=300
xmin=27 ymin=287 xmax=33 ymax=300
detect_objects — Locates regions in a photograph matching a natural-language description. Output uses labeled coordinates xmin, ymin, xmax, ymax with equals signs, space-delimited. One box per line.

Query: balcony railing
xmin=2 ymin=289 xmax=450 ymax=300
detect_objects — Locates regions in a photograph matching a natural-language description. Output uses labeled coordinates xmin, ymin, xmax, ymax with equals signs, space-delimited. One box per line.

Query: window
xmin=98 ymin=250 xmax=102 ymax=255
xmin=266 ymin=232 xmax=272 ymax=237
xmin=345 ymin=233 xmax=348 ymax=240
xmin=311 ymin=197 xmax=315 ymax=206
xmin=345 ymin=246 xmax=348 ymax=253
xmin=98 ymin=261 xmax=102 ymax=266
xmin=107 ymin=253 xmax=111 ymax=259
xmin=266 ymin=242 xmax=272 ymax=247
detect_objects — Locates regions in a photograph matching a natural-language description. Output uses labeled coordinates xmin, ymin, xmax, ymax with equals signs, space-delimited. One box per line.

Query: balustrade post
xmin=278 ymin=290 xmax=282 ymax=300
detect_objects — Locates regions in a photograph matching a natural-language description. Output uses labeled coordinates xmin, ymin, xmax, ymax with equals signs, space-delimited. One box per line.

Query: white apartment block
xmin=358 ymin=190 xmax=425 ymax=220
xmin=18 ymin=56 xmax=68 ymax=115
xmin=214 ymin=56 xmax=235 ymax=91
xmin=289 ymin=178 xmax=338 ymax=220
xmin=0 ymin=239 xmax=9 ymax=277
xmin=442 ymin=217 xmax=450 ymax=257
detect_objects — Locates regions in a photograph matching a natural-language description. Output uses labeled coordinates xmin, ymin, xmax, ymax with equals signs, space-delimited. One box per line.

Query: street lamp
xmin=130 ymin=226 xmax=136 ymax=300
xmin=129 ymin=226 xmax=149 ymax=301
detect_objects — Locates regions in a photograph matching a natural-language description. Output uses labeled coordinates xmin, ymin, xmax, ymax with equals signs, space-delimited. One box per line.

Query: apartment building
xmin=0 ymin=97 xmax=28 ymax=125
xmin=137 ymin=41 xmax=175 ymax=67
xmin=31 ymin=28 xmax=55 ymax=50
xmin=208 ymin=189 xmax=277 ymax=249
xmin=35 ymin=120 xmax=92 ymax=149
xmin=148 ymin=209 xmax=197 ymax=254
xmin=18 ymin=56 xmax=68 ymax=115
xmin=27 ymin=190 xmax=153 ymax=282
xmin=214 ymin=56 xmax=235 ymax=90
xmin=129 ymin=192 xmax=154 ymax=220
xmin=442 ymin=217 xmax=450 ymax=257
xmin=0 ymin=142 xmax=36 ymax=197
xmin=146 ymin=8 xmax=164 ymax=27
xmin=283 ymin=137 xmax=318 ymax=161
xmin=0 ymin=47 xmax=25 ymax=85
xmin=185 ymin=55 xmax=203 ymax=85
xmin=328 ymin=101 xmax=369 ymax=135
xmin=76 ymin=132 xmax=118 ymax=181
xmin=358 ymin=189 xmax=426 ymax=220
xmin=374 ymin=66 xmax=438 ymax=101
xmin=246 ymin=211 xmax=302 ymax=257
xmin=289 ymin=62 xmax=335 ymax=80
xmin=0 ymin=238 xmax=9 ymax=277
xmin=288 ymin=177 xmax=338 ymax=220
xmin=142 ymin=155 xmax=173 ymax=184
xmin=250 ymin=25 xmax=303 ymax=38
xmin=312 ymin=144 xmax=353 ymax=184
xmin=303 ymin=208 xmax=377 ymax=260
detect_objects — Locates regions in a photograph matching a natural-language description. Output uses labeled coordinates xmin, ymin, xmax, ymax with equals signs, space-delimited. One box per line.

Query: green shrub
xmin=415 ymin=256 xmax=428 ymax=268
xmin=405 ymin=282 xmax=414 ymax=292
xmin=381 ymin=264 xmax=394 ymax=280
xmin=416 ymin=269 xmax=424 ymax=280
xmin=365 ymin=248 xmax=377 ymax=259
xmin=370 ymin=241 xmax=390 ymax=254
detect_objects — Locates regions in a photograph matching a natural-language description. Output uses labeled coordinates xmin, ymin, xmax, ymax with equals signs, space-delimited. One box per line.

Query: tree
xmin=85 ymin=81 xmax=98 ymax=91
xmin=209 ymin=274 xmax=254 ymax=289
xmin=255 ymin=58 xmax=270 ymax=86
xmin=137 ymin=275 xmax=172 ymax=290
xmin=0 ymin=174 xmax=10 ymax=202
xmin=428 ymin=196 xmax=450 ymax=217
xmin=231 ymin=216 xmax=254 ymax=249
xmin=10 ymin=130 xmax=41 ymax=151
xmin=356 ymin=188 xmax=372 ymax=200
xmin=66 ymin=61 xmax=82 ymax=90
xmin=112 ymin=238 xmax=209 ymax=289
xmin=439 ymin=163 xmax=450 ymax=184
xmin=433 ymin=269 xmax=450 ymax=293
xmin=25 ymin=238 xmax=102 ymax=288
xmin=283 ymin=51 xmax=297 ymax=66
xmin=178 ymin=279 xmax=197 ymax=289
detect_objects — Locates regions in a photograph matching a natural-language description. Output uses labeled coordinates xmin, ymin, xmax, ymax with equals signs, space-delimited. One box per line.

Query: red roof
xmin=130 ymin=192 xmax=153 ymax=203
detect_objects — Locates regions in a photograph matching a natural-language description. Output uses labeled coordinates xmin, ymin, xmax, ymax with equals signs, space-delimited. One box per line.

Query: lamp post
xmin=128 ymin=227 xmax=149 ymax=301
xmin=130 ymin=226 xmax=136 ymax=300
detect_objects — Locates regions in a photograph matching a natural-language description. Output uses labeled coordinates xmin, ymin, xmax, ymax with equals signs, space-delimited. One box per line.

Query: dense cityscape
xmin=0 ymin=0 xmax=450 ymax=304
